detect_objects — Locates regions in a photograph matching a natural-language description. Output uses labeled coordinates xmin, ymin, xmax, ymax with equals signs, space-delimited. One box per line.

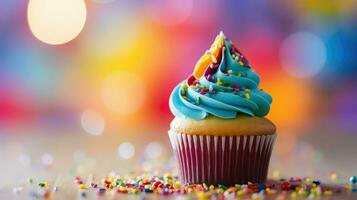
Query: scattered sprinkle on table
xmin=13 ymin=173 xmax=357 ymax=199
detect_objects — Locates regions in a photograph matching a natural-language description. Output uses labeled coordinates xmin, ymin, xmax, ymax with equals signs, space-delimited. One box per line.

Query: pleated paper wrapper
xmin=168 ymin=131 xmax=276 ymax=185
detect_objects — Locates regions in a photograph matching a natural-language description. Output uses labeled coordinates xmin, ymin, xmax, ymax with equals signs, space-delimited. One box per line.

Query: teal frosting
xmin=169 ymin=37 xmax=272 ymax=120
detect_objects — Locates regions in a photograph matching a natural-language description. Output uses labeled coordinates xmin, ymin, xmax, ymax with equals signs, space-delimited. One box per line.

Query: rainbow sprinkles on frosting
xmin=169 ymin=32 xmax=272 ymax=120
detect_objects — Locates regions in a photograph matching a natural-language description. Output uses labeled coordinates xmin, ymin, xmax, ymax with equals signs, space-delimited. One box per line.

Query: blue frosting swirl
xmin=169 ymin=37 xmax=272 ymax=120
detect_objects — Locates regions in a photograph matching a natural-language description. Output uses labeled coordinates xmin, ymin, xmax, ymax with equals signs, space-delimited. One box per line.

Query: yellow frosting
xmin=170 ymin=116 xmax=276 ymax=136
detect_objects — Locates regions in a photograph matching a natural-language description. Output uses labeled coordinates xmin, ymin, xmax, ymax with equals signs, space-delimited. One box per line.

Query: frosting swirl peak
xmin=169 ymin=32 xmax=272 ymax=120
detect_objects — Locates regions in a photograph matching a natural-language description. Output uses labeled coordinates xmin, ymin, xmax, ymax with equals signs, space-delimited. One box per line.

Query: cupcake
xmin=168 ymin=32 xmax=276 ymax=185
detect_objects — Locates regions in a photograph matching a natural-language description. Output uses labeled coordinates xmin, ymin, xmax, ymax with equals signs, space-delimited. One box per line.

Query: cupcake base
xmin=168 ymin=131 xmax=276 ymax=186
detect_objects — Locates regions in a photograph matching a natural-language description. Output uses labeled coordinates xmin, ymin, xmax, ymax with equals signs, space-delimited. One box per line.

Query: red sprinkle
xmin=281 ymin=182 xmax=291 ymax=191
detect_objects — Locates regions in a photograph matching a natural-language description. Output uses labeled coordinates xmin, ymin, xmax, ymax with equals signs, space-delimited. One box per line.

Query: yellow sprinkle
xmin=128 ymin=188 xmax=135 ymax=194
xmin=209 ymin=185 xmax=215 ymax=191
xmin=173 ymin=183 xmax=181 ymax=189
xmin=237 ymin=190 xmax=244 ymax=196
xmin=182 ymin=83 xmax=188 ymax=90
xmin=323 ymin=190 xmax=333 ymax=196
xmin=330 ymin=172 xmax=337 ymax=181
xmin=245 ymin=93 xmax=250 ymax=99
xmin=305 ymin=177 xmax=313 ymax=184
xmin=273 ymin=170 xmax=280 ymax=179
xmin=196 ymin=191 xmax=211 ymax=199
xmin=310 ymin=188 xmax=317 ymax=195
xmin=238 ymin=61 xmax=244 ymax=65
xmin=217 ymin=82 xmax=222 ymax=86
xmin=234 ymin=184 xmax=240 ymax=189
xmin=290 ymin=191 xmax=297 ymax=199
xmin=79 ymin=184 xmax=87 ymax=190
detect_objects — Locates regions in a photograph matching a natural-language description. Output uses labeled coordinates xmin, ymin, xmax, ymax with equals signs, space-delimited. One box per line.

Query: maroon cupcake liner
xmin=168 ymin=131 xmax=276 ymax=186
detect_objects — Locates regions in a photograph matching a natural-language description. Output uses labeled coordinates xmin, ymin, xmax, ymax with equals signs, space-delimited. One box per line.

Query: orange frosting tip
xmin=193 ymin=32 xmax=225 ymax=79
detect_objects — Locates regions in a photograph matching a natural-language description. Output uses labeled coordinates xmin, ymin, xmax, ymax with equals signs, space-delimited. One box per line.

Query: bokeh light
xmin=272 ymin=170 xmax=280 ymax=179
xmin=27 ymin=0 xmax=86 ymax=45
xmin=117 ymin=142 xmax=135 ymax=160
xmin=41 ymin=153 xmax=54 ymax=167
xmin=81 ymin=109 xmax=106 ymax=136
xmin=144 ymin=142 xmax=163 ymax=160
xmin=0 ymin=42 xmax=61 ymax=104
xmin=101 ymin=72 xmax=145 ymax=115
xmin=330 ymin=172 xmax=337 ymax=181
xmin=264 ymin=73 xmax=315 ymax=131
xmin=144 ymin=0 xmax=193 ymax=26
xmin=17 ymin=153 xmax=31 ymax=167
xmin=280 ymin=32 xmax=327 ymax=78
xmin=295 ymin=0 xmax=357 ymax=17
xmin=83 ymin=7 xmax=139 ymax=57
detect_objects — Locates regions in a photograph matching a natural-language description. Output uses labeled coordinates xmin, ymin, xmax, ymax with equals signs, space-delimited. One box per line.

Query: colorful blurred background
xmin=0 ymin=0 xmax=357 ymax=188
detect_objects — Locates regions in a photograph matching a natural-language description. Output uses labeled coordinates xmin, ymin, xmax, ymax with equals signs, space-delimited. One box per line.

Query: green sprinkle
xmin=38 ymin=181 xmax=48 ymax=188
xmin=218 ymin=184 xmax=227 ymax=190
xmin=27 ymin=178 xmax=33 ymax=184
